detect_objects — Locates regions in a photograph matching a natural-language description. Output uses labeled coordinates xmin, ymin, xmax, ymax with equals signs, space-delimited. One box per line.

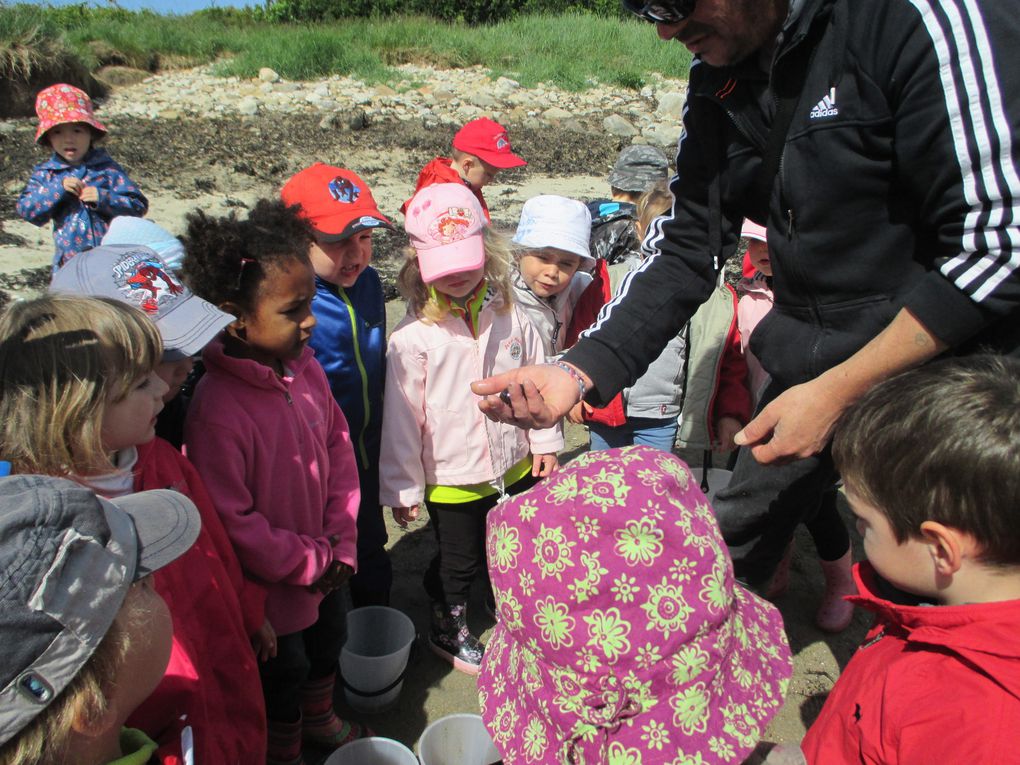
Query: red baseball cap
xmin=281 ymin=164 xmax=393 ymax=241
xmin=452 ymin=118 xmax=526 ymax=169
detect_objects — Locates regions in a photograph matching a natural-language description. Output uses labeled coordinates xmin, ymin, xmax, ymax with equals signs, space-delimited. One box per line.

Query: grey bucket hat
xmin=607 ymin=144 xmax=670 ymax=192
xmin=0 ymin=475 xmax=200 ymax=745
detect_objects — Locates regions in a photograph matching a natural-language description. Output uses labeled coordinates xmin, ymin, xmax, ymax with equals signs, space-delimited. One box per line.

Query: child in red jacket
xmin=401 ymin=117 xmax=526 ymax=221
xmin=0 ymin=291 xmax=267 ymax=765
xmin=802 ymin=356 xmax=1020 ymax=764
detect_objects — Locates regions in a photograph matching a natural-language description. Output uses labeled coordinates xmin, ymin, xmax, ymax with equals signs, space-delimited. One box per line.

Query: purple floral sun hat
xmin=479 ymin=446 xmax=792 ymax=765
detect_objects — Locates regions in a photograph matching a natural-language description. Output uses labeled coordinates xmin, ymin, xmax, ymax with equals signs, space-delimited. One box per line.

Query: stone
xmin=542 ymin=106 xmax=572 ymax=122
xmin=348 ymin=110 xmax=369 ymax=130
xmin=375 ymin=84 xmax=397 ymax=97
xmin=603 ymin=114 xmax=638 ymax=137
xmin=655 ymin=91 xmax=686 ymax=120
xmin=237 ymin=97 xmax=260 ymax=116
xmin=258 ymin=67 xmax=280 ymax=83
xmin=642 ymin=122 xmax=681 ymax=148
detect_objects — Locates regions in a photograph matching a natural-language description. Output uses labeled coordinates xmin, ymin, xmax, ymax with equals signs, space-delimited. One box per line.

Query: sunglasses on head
xmin=622 ymin=0 xmax=697 ymax=24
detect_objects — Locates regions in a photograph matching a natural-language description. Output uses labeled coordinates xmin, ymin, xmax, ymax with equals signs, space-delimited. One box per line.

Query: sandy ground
xmin=0 ymin=110 xmax=868 ymax=760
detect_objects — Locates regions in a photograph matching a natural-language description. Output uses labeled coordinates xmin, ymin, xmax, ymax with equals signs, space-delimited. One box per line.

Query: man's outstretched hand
xmin=472 ymin=363 xmax=590 ymax=429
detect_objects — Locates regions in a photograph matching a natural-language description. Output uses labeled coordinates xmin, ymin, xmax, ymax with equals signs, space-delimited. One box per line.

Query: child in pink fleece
xmin=180 ymin=200 xmax=365 ymax=765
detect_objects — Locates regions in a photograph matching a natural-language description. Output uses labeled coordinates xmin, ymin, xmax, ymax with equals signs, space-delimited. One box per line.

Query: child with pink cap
xmin=479 ymin=445 xmax=798 ymax=764
xmin=735 ymin=219 xmax=855 ymax=634
xmin=16 ymin=84 xmax=148 ymax=273
xmin=381 ymin=182 xmax=562 ymax=675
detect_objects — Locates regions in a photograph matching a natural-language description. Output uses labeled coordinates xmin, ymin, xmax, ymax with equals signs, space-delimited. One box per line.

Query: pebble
xmin=94 ymin=63 xmax=690 ymax=148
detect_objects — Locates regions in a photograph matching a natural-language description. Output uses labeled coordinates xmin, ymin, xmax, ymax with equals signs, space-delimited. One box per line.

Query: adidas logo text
xmin=810 ymin=87 xmax=839 ymax=119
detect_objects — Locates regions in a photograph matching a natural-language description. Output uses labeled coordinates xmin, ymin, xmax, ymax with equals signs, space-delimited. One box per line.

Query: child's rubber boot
xmin=429 ymin=601 xmax=484 ymax=675
xmin=765 ymin=541 xmax=794 ymax=600
xmin=816 ymin=550 xmax=856 ymax=632
xmin=267 ymin=716 xmax=306 ymax=765
xmin=300 ymin=673 xmax=369 ymax=750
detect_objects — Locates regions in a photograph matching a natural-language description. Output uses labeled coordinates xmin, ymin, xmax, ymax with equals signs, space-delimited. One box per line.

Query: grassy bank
xmin=0 ymin=4 xmax=692 ymax=91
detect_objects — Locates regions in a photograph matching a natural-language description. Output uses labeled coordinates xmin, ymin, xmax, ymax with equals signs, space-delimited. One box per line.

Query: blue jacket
xmin=16 ymin=147 xmax=148 ymax=271
xmin=308 ymin=269 xmax=386 ymax=471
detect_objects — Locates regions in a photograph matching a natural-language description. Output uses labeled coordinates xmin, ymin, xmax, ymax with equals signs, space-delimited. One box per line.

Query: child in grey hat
xmin=0 ymin=474 xmax=199 ymax=765
xmin=587 ymin=144 xmax=670 ymax=265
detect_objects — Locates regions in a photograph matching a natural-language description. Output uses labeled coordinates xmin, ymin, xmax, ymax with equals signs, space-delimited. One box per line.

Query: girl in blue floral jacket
xmin=17 ymin=84 xmax=147 ymax=272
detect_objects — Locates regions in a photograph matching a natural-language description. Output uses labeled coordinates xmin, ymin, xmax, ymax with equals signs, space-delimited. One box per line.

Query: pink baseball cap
xmin=740 ymin=219 xmax=767 ymax=243
xmin=404 ymin=183 xmax=486 ymax=284
xmin=34 ymin=84 xmax=107 ymax=144
xmin=452 ymin=117 xmax=526 ymax=169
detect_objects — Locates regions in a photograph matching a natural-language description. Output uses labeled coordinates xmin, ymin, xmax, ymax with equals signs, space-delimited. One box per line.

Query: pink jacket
xmin=380 ymin=292 xmax=563 ymax=508
xmin=803 ymin=563 xmax=1020 ymax=764
xmin=736 ymin=273 xmax=774 ymax=407
xmin=184 ymin=338 xmax=360 ymax=636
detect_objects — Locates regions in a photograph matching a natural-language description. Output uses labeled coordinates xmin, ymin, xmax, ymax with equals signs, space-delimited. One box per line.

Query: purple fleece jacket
xmin=184 ymin=338 xmax=359 ymax=636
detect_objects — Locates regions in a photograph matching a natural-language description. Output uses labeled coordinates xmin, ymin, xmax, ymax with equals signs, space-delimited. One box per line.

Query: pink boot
xmin=765 ymin=542 xmax=794 ymax=600
xmin=267 ymin=716 xmax=305 ymax=765
xmin=300 ymin=673 xmax=369 ymax=751
xmin=816 ymin=550 xmax=856 ymax=632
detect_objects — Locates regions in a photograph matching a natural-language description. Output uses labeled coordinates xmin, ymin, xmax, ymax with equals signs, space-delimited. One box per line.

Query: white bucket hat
xmin=512 ymin=195 xmax=594 ymax=269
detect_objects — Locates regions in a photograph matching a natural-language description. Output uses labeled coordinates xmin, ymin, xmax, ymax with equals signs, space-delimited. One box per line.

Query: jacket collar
xmin=851 ymin=562 xmax=1020 ymax=698
xmin=39 ymin=146 xmax=112 ymax=171
xmin=201 ymin=334 xmax=315 ymax=392
xmin=689 ymin=0 xmax=834 ymax=95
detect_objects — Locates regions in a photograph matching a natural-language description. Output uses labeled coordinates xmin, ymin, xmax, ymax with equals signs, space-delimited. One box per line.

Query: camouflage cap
xmin=607 ymin=144 xmax=670 ymax=192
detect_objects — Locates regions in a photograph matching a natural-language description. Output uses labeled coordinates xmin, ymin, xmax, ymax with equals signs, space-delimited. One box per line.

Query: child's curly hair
xmin=180 ymin=199 xmax=314 ymax=314
xmin=397 ymin=227 xmax=514 ymax=323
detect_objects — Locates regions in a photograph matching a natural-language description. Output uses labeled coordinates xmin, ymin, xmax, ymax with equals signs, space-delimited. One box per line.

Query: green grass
xmin=0 ymin=4 xmax=692 ymax=91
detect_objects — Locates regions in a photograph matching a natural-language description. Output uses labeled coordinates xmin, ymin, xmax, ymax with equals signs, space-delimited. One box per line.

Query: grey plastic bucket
xmin=417 ymin=713 xmax=502 ymax=765
xmin=339 ymin=606 xmax=416 ymax=714
xmin=325 ymin=737 xmax=418 ymax=765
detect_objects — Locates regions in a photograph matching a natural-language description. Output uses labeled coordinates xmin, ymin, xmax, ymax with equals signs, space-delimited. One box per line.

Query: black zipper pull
xmin=786 ymin=208 xmax=795 ymax=238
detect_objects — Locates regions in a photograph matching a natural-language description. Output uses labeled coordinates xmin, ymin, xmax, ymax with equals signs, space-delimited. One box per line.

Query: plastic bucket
xmin=325 ymin=737 xmax=418 ymax=765
xmin=417 ymin=713 xmax=502 ymax=765
xmin=698 ymin=467 xmax=733 ymax=503
xmin=340 ymin=606 xmax=416 ymax=714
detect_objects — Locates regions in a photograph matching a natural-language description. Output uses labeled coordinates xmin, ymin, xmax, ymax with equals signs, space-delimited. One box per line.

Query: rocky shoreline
xmin=90 ymin=62 xmax=690 ymax=146
xmin=0 ymin=63 xmax=689 ymax=307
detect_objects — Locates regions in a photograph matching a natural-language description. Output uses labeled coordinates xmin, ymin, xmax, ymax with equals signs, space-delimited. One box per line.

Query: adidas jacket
xmin=567 ymin=0 xmax=1020 ymax=400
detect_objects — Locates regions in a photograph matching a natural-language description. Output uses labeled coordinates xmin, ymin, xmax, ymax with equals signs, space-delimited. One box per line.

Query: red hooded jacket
xmin=125 ymin=438 xmax=267 ymax=765
xmin=401 ymin=157 xmax=490 ymax=221
xmin=803 ymin=562 xmax=1020 ymax=764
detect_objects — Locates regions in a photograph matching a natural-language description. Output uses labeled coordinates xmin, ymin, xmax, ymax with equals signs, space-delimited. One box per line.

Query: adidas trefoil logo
xmin=810 ymin=87 xmax=839 ymax=119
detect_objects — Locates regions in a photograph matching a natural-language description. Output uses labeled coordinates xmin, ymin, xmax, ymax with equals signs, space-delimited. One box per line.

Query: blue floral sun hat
xmin=478 ymin=446 xmax=793 ymax=764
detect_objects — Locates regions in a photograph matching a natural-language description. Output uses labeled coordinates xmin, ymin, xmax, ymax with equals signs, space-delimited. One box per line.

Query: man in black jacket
xmin=474 ymin=0 xmax=1020 ymax=590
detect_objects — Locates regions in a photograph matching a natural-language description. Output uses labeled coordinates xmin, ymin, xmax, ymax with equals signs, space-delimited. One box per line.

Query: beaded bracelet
xmin=552 ymin=361 xmax=587 ymax=401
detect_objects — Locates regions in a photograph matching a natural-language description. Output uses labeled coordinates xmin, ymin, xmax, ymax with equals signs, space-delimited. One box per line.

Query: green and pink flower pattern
xmin=479 ymin=446 xmax=793 ymax=765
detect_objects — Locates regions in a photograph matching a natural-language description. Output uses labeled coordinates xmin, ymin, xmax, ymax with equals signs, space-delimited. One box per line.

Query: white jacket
xmin=512 ymin=270 xmax=592 ymax=359
xmin=380 ymin=289 xmax=563 ymax=508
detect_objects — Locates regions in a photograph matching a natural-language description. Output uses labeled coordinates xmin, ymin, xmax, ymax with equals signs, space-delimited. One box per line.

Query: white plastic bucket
xmin=340 ymin=606 xmax=416 ymax=714
xmin=417 ymin=713 xmax=502 ymax=765
xmin=325 ymin=737 xmax=418 ymax=765
xmin=699 ymin=467 xmax=733 ymax=503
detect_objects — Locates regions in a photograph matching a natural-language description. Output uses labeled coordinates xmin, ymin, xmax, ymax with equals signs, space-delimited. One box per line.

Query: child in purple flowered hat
xmin=17 ymin=83 xmax=148 ymax=273
xmin=479 ymin=445 xmax=796 ymax=765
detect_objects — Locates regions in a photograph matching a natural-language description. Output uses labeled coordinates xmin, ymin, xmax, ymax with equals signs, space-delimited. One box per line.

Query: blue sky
xmin=20 ymin=0 xmax=257 ymax=13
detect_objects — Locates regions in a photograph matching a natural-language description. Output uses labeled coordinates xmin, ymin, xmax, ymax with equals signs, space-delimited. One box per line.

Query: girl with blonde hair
xmin=382 ymin=183 xmax=562 ymax=675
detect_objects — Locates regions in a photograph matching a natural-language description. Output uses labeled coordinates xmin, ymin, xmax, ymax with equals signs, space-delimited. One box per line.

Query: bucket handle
xmin=339 ymin=636 xmax=420 ymax=698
